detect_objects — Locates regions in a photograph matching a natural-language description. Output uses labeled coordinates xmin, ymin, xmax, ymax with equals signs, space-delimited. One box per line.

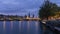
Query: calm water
xmin=0 ymin=21 xmax=43 ymax=34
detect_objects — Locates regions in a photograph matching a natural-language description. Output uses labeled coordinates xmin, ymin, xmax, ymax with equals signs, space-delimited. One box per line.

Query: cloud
xmin=0 ymin=0 xmax=44 ymax=16
xmin=0 ymin=0 xmax=60 ymax=16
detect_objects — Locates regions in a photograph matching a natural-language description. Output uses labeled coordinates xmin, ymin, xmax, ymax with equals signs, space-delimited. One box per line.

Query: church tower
xmin=28 ymin=13 xmax=30 ymax=18
xmin=32 ymin=14 xmax=34 ymax=18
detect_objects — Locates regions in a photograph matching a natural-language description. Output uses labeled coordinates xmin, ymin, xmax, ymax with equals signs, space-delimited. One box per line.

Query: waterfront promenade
xmin=42 ymin=20 xmax=60 ymax=34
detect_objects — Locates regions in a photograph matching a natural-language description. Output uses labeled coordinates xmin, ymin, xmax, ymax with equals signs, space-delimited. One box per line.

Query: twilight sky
xmin=0 ymin=0 xmax=60 ymax=16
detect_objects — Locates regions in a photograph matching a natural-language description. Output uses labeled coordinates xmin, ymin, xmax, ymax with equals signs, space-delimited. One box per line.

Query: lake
xmin=0 ymin=21 xmax=43 ymax=34
xmin=0 ymin=21 xmax=53 ymax=34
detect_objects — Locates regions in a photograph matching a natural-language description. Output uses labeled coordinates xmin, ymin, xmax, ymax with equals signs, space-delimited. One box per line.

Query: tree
xmin=57 ymin=7 xmax=60 ymax=16
xmin=39 ymin=0 xmax=58 ymax=20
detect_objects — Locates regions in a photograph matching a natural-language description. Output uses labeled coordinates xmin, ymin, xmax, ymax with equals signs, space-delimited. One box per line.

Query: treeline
xmin=0 ymin=14 xmax=23 ymax=20
xmin=39 ymin=0 xmax=60 ymax=20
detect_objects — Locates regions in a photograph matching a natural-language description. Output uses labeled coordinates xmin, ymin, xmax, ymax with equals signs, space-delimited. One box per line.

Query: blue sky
xmin=0 ymin=0 xmax=60 ymax=16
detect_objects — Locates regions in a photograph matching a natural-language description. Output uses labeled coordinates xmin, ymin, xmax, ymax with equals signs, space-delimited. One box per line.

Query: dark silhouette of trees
xmin=39 ymin=0 xmax=58 ymax=20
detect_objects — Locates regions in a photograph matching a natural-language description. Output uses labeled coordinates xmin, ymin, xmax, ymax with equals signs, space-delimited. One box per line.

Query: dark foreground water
xmin=0 ymin=21 xmax=42 ymax=34
xmin=0 ymin=21 xmax=43 ymax=34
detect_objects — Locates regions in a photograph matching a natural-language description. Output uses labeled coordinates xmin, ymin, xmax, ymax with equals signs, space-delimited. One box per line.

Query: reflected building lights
xmin=19 ymin=21 xmax=21 ymax=30
xmin=35 ymin=21 xmax=39 ymax=34
xmin=3 ymin=21 xmax=6 ymax=34
xmin=27 ymin=21 xmax=30 ymax=34
xmin=10 ymin=21 xmax=13 ymax=30
xmin=3 ymin=21 xmax=6 ymax=30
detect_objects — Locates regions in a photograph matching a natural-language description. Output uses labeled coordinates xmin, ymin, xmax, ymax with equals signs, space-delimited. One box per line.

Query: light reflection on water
xmin=35 ymin=21 xmax=39 ymax=34
xmin=3 ymin=21 xmax=6 ymax=34
xmin=10 ymin=21 xmax=13 ymax=30
xmin=0 ymin=21 xmax=41 ymax=34
xmin=3 ymin=21 xmax=6 ymax=31
xmin=19 ymin=21 xmax=21 ymax=33
xmin=10 ymin=21 xmax=13 ymax=34
xmin=27 ymin=21 xmax=30 ymax=34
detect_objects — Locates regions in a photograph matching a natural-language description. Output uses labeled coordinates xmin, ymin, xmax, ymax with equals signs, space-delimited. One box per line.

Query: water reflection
xmin=35 ymin=21 xmax=39 ymax=34
xmin=10 ymin=21 xmax=13 ymax=30
xmin=19 ymin=21 xmax=22 ymax=33
xmin=13 ymin=21 xmax=19 ymax=34
xmin=0 ymin=21 xmax=3 ymax=34
xmin=0 ymin=21 xmax=41 ymax=34
xmin=10 ymin=21 xmax=13 ymax=34
xmin=3 ymin=21 xmax=6 ymax=30
xmin=6 ymin=21 xmax=11 ymax=34
xmin=27 ymin=21 xmax=30 ymax=34
xmin=3 ymin=21 xmax=6 ymax=34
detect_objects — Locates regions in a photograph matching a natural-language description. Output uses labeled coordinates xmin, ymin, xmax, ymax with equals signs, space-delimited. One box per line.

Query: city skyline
xmin=0 ymin=0 xmax=60 ymax=16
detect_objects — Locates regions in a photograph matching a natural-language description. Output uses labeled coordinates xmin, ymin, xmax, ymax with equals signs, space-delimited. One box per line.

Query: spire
xmin=24 ymin=15 xmax=27 ymax=18
xmin=28 ymin=12 xmax=30 ymax=17
xmin=32 ymin=14 xmax=34 ymax=18
xmin=28 ymin=12 xmax=30 ymax=18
